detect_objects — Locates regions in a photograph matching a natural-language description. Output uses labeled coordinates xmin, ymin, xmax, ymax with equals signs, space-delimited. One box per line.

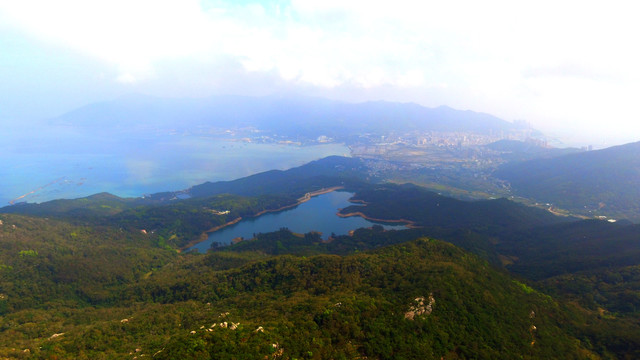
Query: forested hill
xmin=136 ymin=238 xmax=590 ymax=359
xmin=4 ymin=161 xmax=640 ymax=357
xmin=493 ymin=140 xmax=640 ymax=219
xmin=185 ymin=155 xmax=368 ymax=198
xmin=484 ymin=139 xmax=581 ymax=162
xmin=499 ymin=219 xmax=640 ymax=281
xmin=339 ymin=183 xmax=573 ymax=233
xmin=1 ymin=158 xmax=577 ymax=251
xmin=0 ymin=213 xmax=594 ymax=359
xmin=0 ymin=156 xmax=365 ymax=214
xmin=0 ymin=156 xmax=371 ymax=248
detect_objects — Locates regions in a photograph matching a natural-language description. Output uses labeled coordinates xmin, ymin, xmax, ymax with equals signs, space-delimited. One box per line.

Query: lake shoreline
xmin=253 ymin=186 xmax=345 ymax=217
xmin=179 ymin=217 xmax=244 ymax=252
xmin=336 ymin=211 xmax=420 ymax=228
xmin=182 ymin=186 xmax=345 ymax=251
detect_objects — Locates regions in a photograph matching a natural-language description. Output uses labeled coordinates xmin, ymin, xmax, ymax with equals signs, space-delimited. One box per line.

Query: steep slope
xmin=494 ymin=141 xmax=640 ymax=219
xmin=498 ymin=220 xmax=640 ymax=280
xmin=3 ymin=191 xmax=640 ymax=358
xmin=0 ymin=222 xmax=594 ymax=359
xmin=496 ymin=219 xmax=640 ymax=318
xmin=0 ymin=214 xmax=176 ymax=311
xmin=185 ymin=155 xmax=367 ymax=198
xmin=141 ymin=238 xmax=591 ymax=359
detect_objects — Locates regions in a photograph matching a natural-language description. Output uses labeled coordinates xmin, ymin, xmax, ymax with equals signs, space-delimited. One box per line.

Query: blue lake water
xmin=0 ymin=130 xmax=350 ymax=205
xmin=189 ymin=191 xmax=408 ymax=252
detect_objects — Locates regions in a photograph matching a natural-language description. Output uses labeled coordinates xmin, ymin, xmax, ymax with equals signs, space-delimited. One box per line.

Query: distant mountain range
xmin=51 ymin=94 xmax=527 ymax=140
xmin=494 ymin=141 xmax=640 ymax=219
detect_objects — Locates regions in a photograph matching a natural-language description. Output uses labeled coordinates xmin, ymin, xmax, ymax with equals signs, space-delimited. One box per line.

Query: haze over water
xmin=0 ymin=132 xmax=350 ymax=205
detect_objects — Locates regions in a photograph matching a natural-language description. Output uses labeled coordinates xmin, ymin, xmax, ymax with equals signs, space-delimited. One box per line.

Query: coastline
xmin=336 ymin=211 xmax=420 ymax=228
xmin=8 ymin=177 xmax=66 ymax=205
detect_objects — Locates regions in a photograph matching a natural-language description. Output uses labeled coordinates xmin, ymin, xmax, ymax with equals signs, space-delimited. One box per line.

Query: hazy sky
xmin=1 ymin=0 xmax=639 ymax=146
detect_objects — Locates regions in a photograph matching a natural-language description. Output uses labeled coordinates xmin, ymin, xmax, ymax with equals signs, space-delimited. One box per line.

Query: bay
xmin=0 ymin=133 xmax=350 ymax=205
xmin=189 ymin=191 xmax=408 ymax=252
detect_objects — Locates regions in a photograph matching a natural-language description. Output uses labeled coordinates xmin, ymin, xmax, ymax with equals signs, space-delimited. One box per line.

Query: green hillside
xmin=3 ymin=157 xmax=640 ymax=358
xmin=338 ymin=183 xmax=573 ymax=233
xmin=0 ymin=213 xmax=594 ymax=359
xmin=494 ymin=141 xmax=640 ymax=220
xmin=0 ymin=156 xmax=370 ymax=249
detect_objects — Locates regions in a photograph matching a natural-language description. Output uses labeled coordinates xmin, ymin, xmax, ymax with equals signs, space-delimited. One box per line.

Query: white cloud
xmin=1 ymin=0 xmax=640 ymax=144
xmin=116 ymin=72 xmax=137 ymax=84
xmin=4 ymin=0 xmax=636 ymax=89
xmin=0 ymin=0 xmax=211 ymax=81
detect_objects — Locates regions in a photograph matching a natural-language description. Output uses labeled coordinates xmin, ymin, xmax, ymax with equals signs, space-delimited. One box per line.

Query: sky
xmin=1 ymin=0 xmax=639 ymax=147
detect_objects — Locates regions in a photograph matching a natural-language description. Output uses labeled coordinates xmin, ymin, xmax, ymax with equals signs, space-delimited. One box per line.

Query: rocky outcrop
xmin=404 ymin=294 xmax=435 ymax=320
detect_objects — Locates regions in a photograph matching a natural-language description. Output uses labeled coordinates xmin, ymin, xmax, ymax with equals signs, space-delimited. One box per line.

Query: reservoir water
xmin=189 ymin=191 xmax=408 ymax=252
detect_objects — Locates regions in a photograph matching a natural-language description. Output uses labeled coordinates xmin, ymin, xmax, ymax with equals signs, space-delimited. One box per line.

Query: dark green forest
xmin=0 ymin=215 xmax=600 ymax=359
xmin=2 ymin=156 xmax=640 ymax=359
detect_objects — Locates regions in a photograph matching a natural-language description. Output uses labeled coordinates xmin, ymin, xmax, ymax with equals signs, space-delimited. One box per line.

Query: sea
xmin=0 ymin=126 xmax=350 ymax=206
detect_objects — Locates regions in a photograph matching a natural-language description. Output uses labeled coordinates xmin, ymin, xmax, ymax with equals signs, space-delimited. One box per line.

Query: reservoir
xmin=189 ymin=191 xmax=408 ymax=252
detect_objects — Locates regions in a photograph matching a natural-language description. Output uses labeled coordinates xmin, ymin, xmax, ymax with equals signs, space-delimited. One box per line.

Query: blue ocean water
xmin=0 ymin=129 xmax=350 ymax=205
xmin=189 ymin=191 xmax=408 ymax=252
